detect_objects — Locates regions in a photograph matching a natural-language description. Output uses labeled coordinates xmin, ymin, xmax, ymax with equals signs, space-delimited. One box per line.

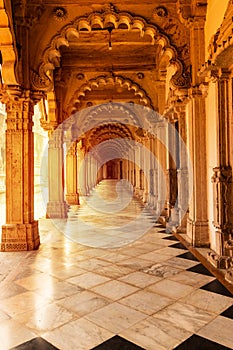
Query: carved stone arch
xmin=75 ymin=102 xmax=145 ymax=136
xmin=88 ymin=122 xmax=134 ymax=148
xmin=0 ymin=0 xmax=18 ymax=86
xmin=68 ymin=75 xmax=153 ymax=114
xmin=31 ymin=10 xmax=190 ymax=91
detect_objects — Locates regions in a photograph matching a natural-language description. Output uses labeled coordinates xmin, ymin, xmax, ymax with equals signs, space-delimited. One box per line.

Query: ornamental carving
xmin=69 ymin=75 xmax=152 ymax=113
xmin=33 ymin=10 xmax=188 ymax=91
xmin=153 ymin=6 xmax=168 ymax=18
xmin=211 ymin=166 xmax=233 ymax=231
xmin=52 ymin=7 xmax=68 ymax=22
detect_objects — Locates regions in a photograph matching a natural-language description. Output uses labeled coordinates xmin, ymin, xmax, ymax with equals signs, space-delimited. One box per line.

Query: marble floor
xmin=0 ymin=180 xmax=233 ymax=350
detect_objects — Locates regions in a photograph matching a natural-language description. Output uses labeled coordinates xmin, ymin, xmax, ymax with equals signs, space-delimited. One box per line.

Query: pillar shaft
xmin=46 ymin=128 xmax=67 ymax=218
xmin=208 ymin=70 xmax=233 ymax=268
xmin=1 ymin=88 xmax=40 ymax=251
xmin=66 ymin=141 xmax=79 ymax=205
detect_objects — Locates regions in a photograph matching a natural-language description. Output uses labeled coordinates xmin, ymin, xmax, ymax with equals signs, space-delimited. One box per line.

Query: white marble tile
xmin=180 ymin=289 xmax=233 ymax=313
xmin=67 ymin=271 xmax=110 ymax=289
xmin=197 ymin=315 xmax=233 ymax=349
xmin=0 ymin=309 xmax=10 ymax=322
xmin=119 ymin=271 xmax=161 ymax=288
xmin=35 ymin=280 xmax=84 ymax=300
xmin=91 ymin=280 xmax=138 ymax=300
xmin=165 ymin=256 xmax=199 ymax=269
xmin=100 ymin=252 xmax=131 ymax=263
xmin=121 ymin=316 xmax=192 ymax=350
xmin=15 ymin=272 xmax=58 ymax=291
xmin=153 ymin=301 xmax=216 ymax=332
xmin=43 ymin=317 xmax=113 ymax=350
xmin=117 ymin=257 xmax=151 ymax=270
xmin=57 ymin=291 xmax=110 ymax=316
xmin=119 ymin=290 xmax=172 ymax=315
xmin=85 ymin=302 xmax=147 ymax=333
xmin=169 ymin=270 xmax=215 ymax=288
xmin=147 ymin=279 xmax=194 ymax=299
xmin=14 ymin=303 xmax=75 ymax=331
xmin=0 ymin=319 xmax=36 ymax=350
xmin=73 ymin=258 xmax=111 ymax=271
xmin=142 ymin=263 xmax=183 ymax=278
xmin=49 ymin=265 xmax=87 ymax=279
xmin=0 ymin=291 xmax=51 ymax=317
xmin=95 ymin=264 xmax=133 ymax=278
xmin=138 ymin=251 xmax=172 ymax=263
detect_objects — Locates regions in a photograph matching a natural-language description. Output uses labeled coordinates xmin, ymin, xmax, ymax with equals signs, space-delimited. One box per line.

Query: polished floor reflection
xmin=0 ymin=180 xmax=232 ymax=350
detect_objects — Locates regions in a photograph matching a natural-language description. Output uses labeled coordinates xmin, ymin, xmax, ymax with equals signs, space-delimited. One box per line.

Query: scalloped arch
xmin=34 ymin=10 xmax=189 ymax=90
xmin=69 ymin=75 xmax=152 ymax=113
xmin=0 ymin=0 xmax=18 ymax=85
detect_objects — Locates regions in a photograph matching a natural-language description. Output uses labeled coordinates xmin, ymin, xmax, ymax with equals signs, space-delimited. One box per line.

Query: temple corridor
xmin=0 ymin=180 xmax=232 ymax=349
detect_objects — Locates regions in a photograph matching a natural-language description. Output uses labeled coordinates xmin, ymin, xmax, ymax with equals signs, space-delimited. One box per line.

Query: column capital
xmin=49 ymin=127 xmax=63 ymax=148
xmin=176 ymin=0 xmax=207 ymax=27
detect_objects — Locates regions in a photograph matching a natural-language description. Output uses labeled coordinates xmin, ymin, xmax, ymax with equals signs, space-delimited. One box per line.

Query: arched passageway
xmin=0 ymin=0 xmax=233 ymax=288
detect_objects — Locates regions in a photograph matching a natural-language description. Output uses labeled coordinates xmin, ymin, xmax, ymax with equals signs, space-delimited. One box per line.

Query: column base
xmin=66 ymin=193 xmax=80 ymax=205
xmin=187 ymin=218 xmax=210 ymax=247
xmin=1 ymin=221 xmax=40 ymax=251
xmin=46 ymin=201 xmax=68 ymax=218
xmin=207 ymin=251 xmax=232 ymax=269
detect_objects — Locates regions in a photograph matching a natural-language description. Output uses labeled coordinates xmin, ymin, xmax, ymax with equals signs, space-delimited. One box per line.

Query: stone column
xmin=176 ymin=104 xmax=189 ymax=232
xmin=157 ymin=121 xmax=167 ymax=219
xmin=66 ymin=141 xmax=79 ymax=205
xmin=1 ymin=88 xmax=40 ymax=251
xmin=187 ymin=87 xmax=209 ymax=246
xmin=46 ymin=127 xmax=67 ymax=218
xmin=208 ymin=69 xmax=233 ymax=269
xmin=166 ymin=117 xmax=178 ymax=228
xmin=143 ymin=136 xmax=150 ymax=203
xmin=186 ymin=17 xmax=209 ymax=246
xmin=78 ymin=144 xmax=88 ymax=196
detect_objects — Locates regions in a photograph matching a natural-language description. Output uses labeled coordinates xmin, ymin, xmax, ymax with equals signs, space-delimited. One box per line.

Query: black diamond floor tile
xmin=187 ymin=263 xmax=214 ymax=276
xmin=201 ymin=279 xmax=233 ymax=297
xmin=10 ymin=338 xmax=59 ymax=350
xmin=169 ymin=242 xmax=188 ymax=250
xmin=91 ymin=336 xmax=145 ymax=350
xmin=177 ymin=251 xmax=199 ymax=261
xmin=173 ymin=334 xmax=232 ymax=350
xmin=221 ymin=305 xmax=233 ymax=319
xmin=162 ymin=235 xmax=179 ymax=241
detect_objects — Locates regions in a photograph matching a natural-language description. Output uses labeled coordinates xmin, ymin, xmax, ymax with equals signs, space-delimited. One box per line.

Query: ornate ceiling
xmin=4 ymin=0 xmax=195 ymax=146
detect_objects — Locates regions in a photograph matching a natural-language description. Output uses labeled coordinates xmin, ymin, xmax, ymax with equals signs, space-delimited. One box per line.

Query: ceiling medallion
xmin=137 ymin=72 xmax=144 ymax=80
xmin=153 ymin=6 xmax=168 ymax=18
xmin=52 ymin=7 xmax=68 ymax=22
xmin=76 ymin=73 xmax=85 ymax=81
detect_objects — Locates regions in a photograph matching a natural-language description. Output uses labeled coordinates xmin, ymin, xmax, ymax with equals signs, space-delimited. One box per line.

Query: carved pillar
xmin=143 ymin=136 xmax=150 ymax=203
xmin=77 ymin=142 xmax=88 ymax=196
xmin=66 ymin=141 xmax=79 ymax=205
xmin=157 ymin=121 xmax=167 ymax=219
xmin=172 ymin=102 xmax=189 ymax=232
xmin=187 ymin=87 xmax=209 ymax=246
xmin=184 ymin=14 xmax=209 ymax=246
xmin=208 ymin=70 xmax=233 ymax=269
xmin=166 ymin=117 xmax=178 ymax=227
xmin=1 ymin=88 xmax=40 ymax=251
xmin=46 ymin=127 xmax=67 ymax=218
xmin=148 ymin=135 xmax=156 ymax=209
